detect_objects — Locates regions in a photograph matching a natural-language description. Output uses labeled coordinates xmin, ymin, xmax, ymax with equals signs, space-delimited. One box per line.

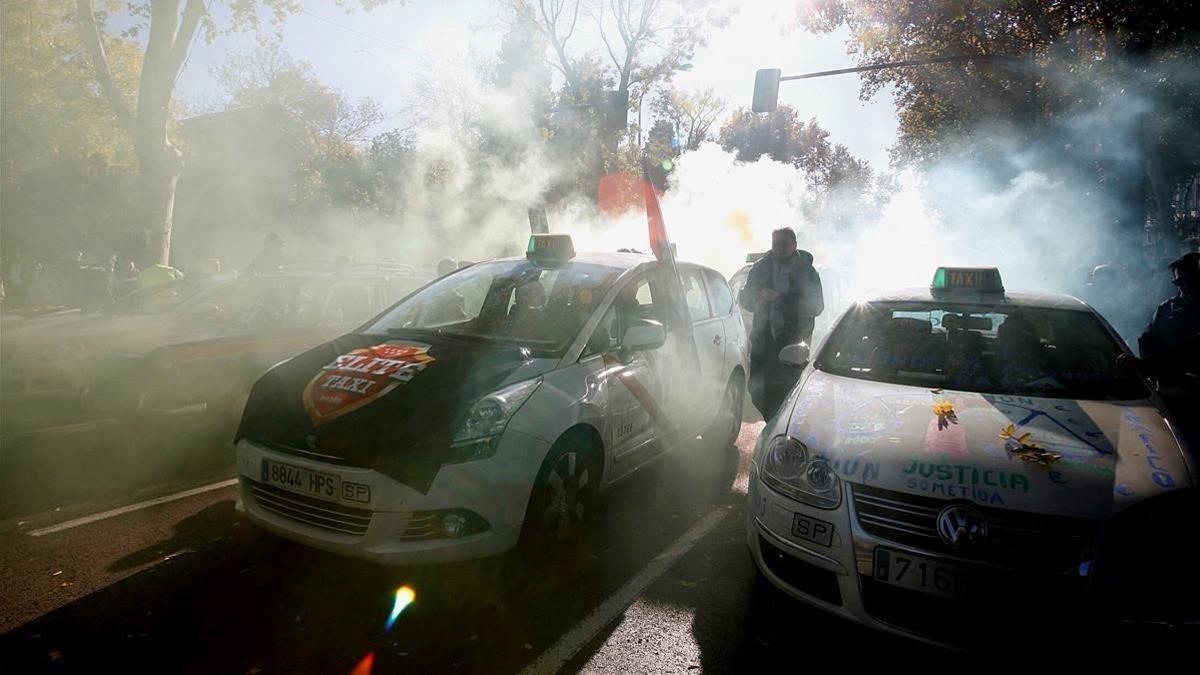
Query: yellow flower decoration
xmin=932 ymin=401 xmax=955 ymax=416
xmin=932 ymin=400 xmax=958 ymax=430
xmin=998 ymin=424 xmax=1061 ymax=466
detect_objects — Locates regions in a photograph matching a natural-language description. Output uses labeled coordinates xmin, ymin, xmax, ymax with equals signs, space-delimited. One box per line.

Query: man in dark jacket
xmin=1138 ymin=252 xmax=1200 ymax=378
xmin=246 ymin=233 xmax=286 ymax=275
xmin=738 ymin=227 xmax=824 ymax=419
xmin=1124 ymin=252 xmax=1200 ymax=453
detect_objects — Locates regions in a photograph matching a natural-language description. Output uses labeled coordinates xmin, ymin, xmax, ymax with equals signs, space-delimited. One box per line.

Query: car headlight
xmin=760 ymin=435 xmax=841 ymax=509
xmin=450 ymin=378 xmax=541 ymax=458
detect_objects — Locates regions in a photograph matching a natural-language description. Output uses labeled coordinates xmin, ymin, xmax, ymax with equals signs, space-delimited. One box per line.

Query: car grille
xmin=851 ymin=484 xmax=1095 ymax=573
xmin=257 ymin=440 xmax=352 ymax=466
xmin=247 ymin=479 xmax=372 ymax=537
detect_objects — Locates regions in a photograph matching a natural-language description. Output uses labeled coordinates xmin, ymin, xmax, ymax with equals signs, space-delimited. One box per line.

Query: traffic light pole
xmin=781 ymin=54 xmax=1019 ymax=81
xmin=753 ymin=54 xmax=1024 ymax=112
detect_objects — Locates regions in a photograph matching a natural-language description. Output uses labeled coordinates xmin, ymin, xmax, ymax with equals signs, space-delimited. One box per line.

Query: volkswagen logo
xmin=936 ymin=503 xmax=988 ymax=549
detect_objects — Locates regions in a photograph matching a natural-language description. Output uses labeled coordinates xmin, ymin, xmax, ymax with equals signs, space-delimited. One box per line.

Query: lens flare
xmin=385 ymin=585 xmax=416 ymax=631
xmin=350 ymin=652 xmax=374 ymax=675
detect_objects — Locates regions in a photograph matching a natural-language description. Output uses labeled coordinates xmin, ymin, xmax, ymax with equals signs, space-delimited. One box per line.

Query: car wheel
xmin=709 ymin=376 xmax=745 ymax=451
xmin=520 ymin=433 xmax=599 ymax=557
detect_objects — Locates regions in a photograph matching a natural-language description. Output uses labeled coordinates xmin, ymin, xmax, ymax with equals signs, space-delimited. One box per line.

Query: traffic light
xmin=752 ymin=68 xmax=781 ymax=113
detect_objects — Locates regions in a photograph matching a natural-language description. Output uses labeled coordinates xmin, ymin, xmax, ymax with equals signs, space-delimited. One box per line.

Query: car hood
xmin=235 ymin=330 xmax=559 ymax=493
xmin=784 ymin=371 xmax=1193 ymax=519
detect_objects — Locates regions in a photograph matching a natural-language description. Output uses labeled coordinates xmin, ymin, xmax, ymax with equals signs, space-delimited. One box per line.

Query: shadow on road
xmin=0 ymin=434 xmax=747 ymax=674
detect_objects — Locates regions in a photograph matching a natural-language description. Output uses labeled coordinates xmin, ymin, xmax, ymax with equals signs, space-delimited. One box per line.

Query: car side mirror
xmin=620 ymin=319 xmax=667 ymax=361
xmin=778 ymin=342 xmax=810 ymax=367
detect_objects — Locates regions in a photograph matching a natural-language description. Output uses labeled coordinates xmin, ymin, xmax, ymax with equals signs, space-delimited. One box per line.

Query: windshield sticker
xmin=302 ymin=341 xmax=436 ymax=426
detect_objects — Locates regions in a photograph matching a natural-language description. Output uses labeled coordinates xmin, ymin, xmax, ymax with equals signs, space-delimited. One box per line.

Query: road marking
xmin=29 ymin=478 xmax=239 ymax=537
xmin=519 ymin=508 xmax=728 ymax=675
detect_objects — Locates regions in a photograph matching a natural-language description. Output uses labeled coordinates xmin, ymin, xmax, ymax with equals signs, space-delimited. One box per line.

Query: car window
xmin=816 ymin=301 xmax=1147 ymax=400
xmin=704 ymin=269 xmax=734 ymax=316
xmin=366 ymin=260 xmax=622 ymax=352
xmin=584 ymin=273 xmax=661 ymax=357
xmin=682 ymin=268 xmax=711 ymax=322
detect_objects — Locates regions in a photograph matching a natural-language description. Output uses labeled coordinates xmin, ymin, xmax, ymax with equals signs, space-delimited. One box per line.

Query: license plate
xmin=261 ymin=459 xmax=341 ymax=503
xmin=873 ymin=548 xmax=972 ymax=599
xmin=791 ymin=513 xmax=834 ymax=547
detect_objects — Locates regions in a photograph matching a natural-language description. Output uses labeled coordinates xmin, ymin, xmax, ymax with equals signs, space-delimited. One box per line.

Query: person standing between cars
xmin=246 ymin=232 xmax=286 ymax=275
xmin=738 ymin=227 xmax=824 ymax=419
xmin=1136 ymin=252 xmax=1200 ymax=378
xmin=1123 ymin=252 xmax=1200 ymax=451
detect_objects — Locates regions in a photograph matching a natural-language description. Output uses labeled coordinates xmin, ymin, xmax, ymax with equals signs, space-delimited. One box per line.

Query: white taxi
xmin=235 ymin=235 xmax=748 ymax=564
xmin=747 ymin=266 xmax=1198 ymax=648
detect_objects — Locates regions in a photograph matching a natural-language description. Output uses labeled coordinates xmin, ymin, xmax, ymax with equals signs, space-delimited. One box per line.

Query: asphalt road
xmin=0 ymin=422 xmax=959 ymax=674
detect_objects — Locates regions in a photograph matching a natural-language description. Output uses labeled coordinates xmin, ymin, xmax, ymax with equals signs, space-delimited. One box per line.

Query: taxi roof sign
xmin=527 ymin=234 xmax=576 ymax=261
xmin=931 ymin=266 xmax=1004 ymax=294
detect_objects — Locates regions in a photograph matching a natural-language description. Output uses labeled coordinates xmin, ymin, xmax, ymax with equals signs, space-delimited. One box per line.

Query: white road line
xmin=29 ymin=478 xmax=239 ymax=537
xmin=520 ymin=508 xmax=729 ymax=675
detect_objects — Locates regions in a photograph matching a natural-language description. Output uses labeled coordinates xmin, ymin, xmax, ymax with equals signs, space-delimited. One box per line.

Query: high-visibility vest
xmin=139 ymin=264 xmax=181 ymax=287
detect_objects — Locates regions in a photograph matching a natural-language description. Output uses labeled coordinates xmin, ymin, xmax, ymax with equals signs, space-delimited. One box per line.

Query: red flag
xmin=639 ymin=169 xmax=698 ymax=379
xmin=643 ymin=179 xmax=671 ymax=263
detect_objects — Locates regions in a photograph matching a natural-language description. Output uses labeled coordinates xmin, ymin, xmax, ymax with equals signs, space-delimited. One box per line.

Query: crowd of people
xmin=0 ymin=233 xmax=293 ymax=313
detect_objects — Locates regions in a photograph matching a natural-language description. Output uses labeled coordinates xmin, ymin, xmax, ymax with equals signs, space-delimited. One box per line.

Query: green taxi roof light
xmin=526 ymin=234 xmax=576 ymax=261
xmin=931 ymin=266 xmax=1004 ymax=294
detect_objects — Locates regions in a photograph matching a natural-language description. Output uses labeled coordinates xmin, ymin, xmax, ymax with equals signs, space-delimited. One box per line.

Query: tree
xmin=206 ymin=44 xmax=388 ymax=222
xmin=1 ymin=1 xmax=143 ymax=259
xmin=73 ymin=0 xmax=402 ymax=265
xmin=214 ymin=45 xmax=385 ymax=160
xmin=719 ymin=104 xmax=883 ymax=230
xmin=797 ymin=0 xmax=1200 ymax=256
xmin=651 ymin=86 xmax=725 ymax=152
xmin=497 ymin=0 xmax=718 ymax=173
xmin=718 ymin=105 xmax=834 ymax=176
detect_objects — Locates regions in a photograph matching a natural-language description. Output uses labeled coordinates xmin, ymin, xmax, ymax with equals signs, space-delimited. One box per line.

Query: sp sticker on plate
xmin=302 ymin=341 xmax=435 ymax=425
xmin=792 ymin=513 xmax=834 ymax=547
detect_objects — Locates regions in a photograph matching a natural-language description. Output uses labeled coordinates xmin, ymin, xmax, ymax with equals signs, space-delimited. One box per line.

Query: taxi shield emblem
xmin=302 ymin=341 xmax=435 ymax=426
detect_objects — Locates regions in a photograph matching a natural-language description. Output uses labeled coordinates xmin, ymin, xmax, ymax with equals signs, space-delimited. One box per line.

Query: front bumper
xmin=235 ymin=430 xmax=550 ymax=565
xmin=746 ymin=468 xmax=1110 ymax=651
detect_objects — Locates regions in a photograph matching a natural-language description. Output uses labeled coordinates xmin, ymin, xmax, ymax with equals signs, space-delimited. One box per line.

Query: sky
xmin=170 ymin=0 xmax=899 ymax=168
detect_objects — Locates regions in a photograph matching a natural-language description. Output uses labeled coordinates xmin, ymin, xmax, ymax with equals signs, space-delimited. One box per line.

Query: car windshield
xmin=816 ymin=301 xmax=1148 ymax=400
xmin=364 ymin=260 xmax=622 ymax=352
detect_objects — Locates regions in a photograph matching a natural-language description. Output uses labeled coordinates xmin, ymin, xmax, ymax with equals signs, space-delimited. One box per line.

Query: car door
xmin=703 ymin=267 xmax=744 ymax=378
xmin=679 ymin=265 xmax=725 ymax=431
xmin=577 ymin=271 xmax=677 ymax=481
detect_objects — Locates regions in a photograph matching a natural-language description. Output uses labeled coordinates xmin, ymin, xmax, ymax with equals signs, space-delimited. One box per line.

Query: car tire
xmin=708 ymin=375 xmax=745 ymax=452
xmin=519 ymin=432 xmax=600 ymax=560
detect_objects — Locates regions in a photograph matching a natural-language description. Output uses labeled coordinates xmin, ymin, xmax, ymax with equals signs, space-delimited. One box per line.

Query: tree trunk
xmin=137 ymin=148 xmax=181 ymax=266
xmin=76 ymin=0 xmax=201 ymax=267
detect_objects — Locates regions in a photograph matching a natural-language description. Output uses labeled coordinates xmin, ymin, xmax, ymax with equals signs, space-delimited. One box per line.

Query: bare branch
xmin=165 ymin=0 xmax=208 ymax=83
xmin=563 ymin=0 xmax=580 ymax=43
xmin=597 ymin=6 xmax=624 ymax=73
xmin=74 ymin=0 xmax=134 ymax=126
